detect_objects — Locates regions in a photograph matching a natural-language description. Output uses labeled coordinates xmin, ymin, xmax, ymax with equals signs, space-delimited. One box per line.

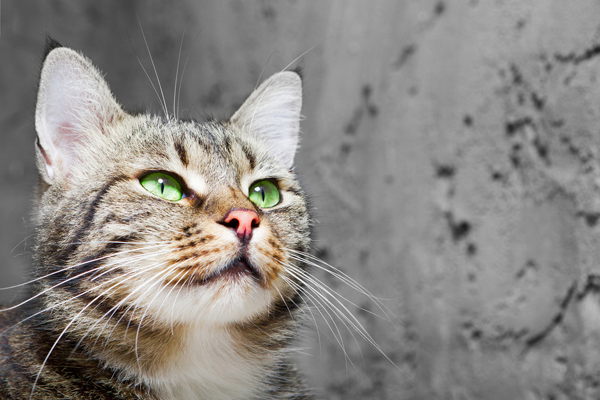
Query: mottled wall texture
xmin=4 ymin=1 xmax=600 ymax=399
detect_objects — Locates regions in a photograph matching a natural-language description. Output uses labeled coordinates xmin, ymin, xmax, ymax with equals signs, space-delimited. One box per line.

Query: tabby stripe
xmin=174 ymin=139 xmax=188 ymax=166
xmin=241 ymin=143 xmax=257 ymax=169
xmin=54 ymin=176 xmax=126 ymax=267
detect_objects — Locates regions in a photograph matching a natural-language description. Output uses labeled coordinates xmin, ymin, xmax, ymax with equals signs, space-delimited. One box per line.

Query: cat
xmin=0 ymin=37 xmax=315 ymax=400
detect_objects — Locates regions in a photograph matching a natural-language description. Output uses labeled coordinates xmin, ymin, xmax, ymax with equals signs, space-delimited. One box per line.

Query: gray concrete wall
xmin=4 ymin=1 xmax=600 ymax=399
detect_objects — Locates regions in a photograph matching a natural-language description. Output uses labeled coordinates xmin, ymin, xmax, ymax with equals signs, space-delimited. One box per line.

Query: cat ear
xmin=35 ymin=45 xmax=124 ymax=183
xmin=231 ymin=71 xmax=302 ymax=169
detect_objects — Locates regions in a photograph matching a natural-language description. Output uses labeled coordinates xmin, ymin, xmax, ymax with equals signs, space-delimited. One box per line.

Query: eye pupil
xmin=158 ymin=179 xmax=165 ymax=194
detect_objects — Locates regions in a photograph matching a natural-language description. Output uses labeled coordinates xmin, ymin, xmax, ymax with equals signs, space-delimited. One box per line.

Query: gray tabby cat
xmin=0 ymin=38 xmax=314 ymax=399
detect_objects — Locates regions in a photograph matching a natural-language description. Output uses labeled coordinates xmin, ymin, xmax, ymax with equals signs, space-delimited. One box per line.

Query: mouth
xmin=201 ymin=257 xmax=262 ymax=284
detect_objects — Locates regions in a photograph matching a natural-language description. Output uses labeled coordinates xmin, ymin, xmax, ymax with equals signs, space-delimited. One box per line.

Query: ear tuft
xmin=231 ymin=71 xmax=303 ymax=169
xmin=35 ymin=46 xmax=124 ymax=183
xmin=42 ymin=36 xmax=63 ymax=60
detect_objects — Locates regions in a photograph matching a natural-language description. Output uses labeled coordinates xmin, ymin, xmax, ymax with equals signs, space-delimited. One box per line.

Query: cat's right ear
xmin=35 ymin=44 xmax=124 ymax=184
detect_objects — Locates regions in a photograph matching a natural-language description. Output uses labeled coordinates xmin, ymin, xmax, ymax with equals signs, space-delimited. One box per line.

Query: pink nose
xmin=222 ymin=209 xmax=260 ymax=242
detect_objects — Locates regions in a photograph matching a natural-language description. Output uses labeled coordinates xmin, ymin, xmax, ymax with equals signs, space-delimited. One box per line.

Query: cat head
xmin=33 ymin=42 xmax=310 ymax=328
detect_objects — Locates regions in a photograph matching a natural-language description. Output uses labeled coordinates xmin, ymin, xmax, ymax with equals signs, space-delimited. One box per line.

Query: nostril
xmin=223 ymin=218 xmax=240 ymax=231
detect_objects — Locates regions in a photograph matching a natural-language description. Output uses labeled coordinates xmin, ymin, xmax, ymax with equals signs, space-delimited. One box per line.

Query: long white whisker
xmin=28 ymin=258 xmax=172 ymax=399
xmin=176 ymin=29 xmax=203 ymax=118
xmin=173 ymin=16 xmax=190 ymax=118
xmin=72 ymin=260 xmax=177 ymax=355
xmin=136 ymin=15 xmax=168 ymax=117
xmin=0 ymin=247 xmax=171 ymax=310
xmin=151 ymin=266 xmax=188 ymax=331
xmin=127 ymin=33 xmax=168 ymax=117
xmin=99 ymin=262 xmax=178 ymax=352
xmin=0 ymin=244 xmax=167 ymax=291
xmin=286 ymin=255 xmax=389 ymax=322
xmin=246 ymin=39 xmax=329 ymax=136
xmin=287 ymin=249 xmax=396 ymax=323
xmin=279 ymin=273 xmax=352 ymax=367
xmin=133 ymin=262 xmax=187 ymax=369
xmin=284 ymin=261 xmax=402 ymax=372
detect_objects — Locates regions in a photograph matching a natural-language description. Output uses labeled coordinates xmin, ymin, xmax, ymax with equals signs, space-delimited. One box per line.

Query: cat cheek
xmin=248 ymin=231 xmax=288 ymax=288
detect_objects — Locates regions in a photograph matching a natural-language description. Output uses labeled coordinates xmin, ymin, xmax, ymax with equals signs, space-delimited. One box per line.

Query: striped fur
xmin=0 ymin=42 xmax=313 ymax=399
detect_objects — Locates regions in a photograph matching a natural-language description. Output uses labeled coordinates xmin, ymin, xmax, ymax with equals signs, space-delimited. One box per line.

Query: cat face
xmin=33 ymin=45 xmax=310 ymax=329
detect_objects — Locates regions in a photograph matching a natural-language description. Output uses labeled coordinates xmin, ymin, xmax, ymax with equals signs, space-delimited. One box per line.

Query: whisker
xmin=253 ymin=50 xmax=278 ymax=91
xmin=151 ymin=266 xmax=188 ymax=331
xmin=0 ymin=250 xmax=172 ymax=339
xmin=282 ymin=261 xmax=403 ymax=372
xmin=127 ymin=34 xmax=167 ymax=117
xmin=136 ymin=14 xmax=168 ymax=117
xmin=173 ymin=16 xmax=190 ymax=118
xmin=28 ymin=259 xmax=172 ymax=399
xmin=71 ymin=260 xmax=177 ymax=355
xmin=0 ymin=244 xmax=167 ymax=291
xmin=287 ymin=249 xmax=396 ymax=323
xmin=286 ymin=254 xmax=390 ymax=322
xmin=279 ymin=273 xmax=353 ymax=367
xmin=246 ymin=39 xmax=329 ymax=136
xmin=133 ymin=262 xmax=186 ymax=369
xmin=0 ymin=248 xmax=171 ymax=310
xmin=176 ymin=28 xmax=203 ymax=118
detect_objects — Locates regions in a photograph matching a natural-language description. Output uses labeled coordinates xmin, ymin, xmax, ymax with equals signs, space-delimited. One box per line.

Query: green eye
xmin=249 ymin=180 xmax=281 ymax=208
xmin=140 ymin=172 xmax=184 ymax=201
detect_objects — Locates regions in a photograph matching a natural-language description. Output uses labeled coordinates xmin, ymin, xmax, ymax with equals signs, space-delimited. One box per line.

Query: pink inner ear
xmin=53 ymin=121 xmax=81 ymax=176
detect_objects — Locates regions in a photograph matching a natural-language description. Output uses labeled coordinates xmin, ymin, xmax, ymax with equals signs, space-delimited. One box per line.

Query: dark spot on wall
xmin=340 ymin=142 xmax=352 ymax=155
xmin=394 ymin=44 xmax=417 ymax=69
xmin=359 ymin=250 xmax=369 ymax=264
xmin=463 ymin=115 xmax=473 ymax=127
xmin=362 ymin=85 xmax=379 ymax=116
xmin=344 ymin=108 xmax=363 ymax=135
xmin=466 ymin=243 xmax=477 ymax=256
xmin=434 ymin=1 xmax=445 ymax=16
xmin=362 ymin=84 xmax=372 ymax=99
xmin=578 ymin=211 xmax=600 ymax=227
xmin=435 ymin=164 xmax=455 ymax=178
xmin=555 ymin=42 xmax=600 ymax=64
xmin=367 ymin=104 xmax=379 ymax=117
xmin=533 ymin=137 xmax=549 ymax=164
xmin=577 ymin=274 xmax=600 ymax=299
xmin=385 ymin=175 xmax=394 ymax=184
xmin=530 ymin=92 xmax=545 ymax=110
xmin=314 ymin=246 xmax=330 ymax=262
xmin=510 ymin=143 xmax=521 ymax=168
xmin=491 ymin=170 xmax=504 ymax=181
xmin=445 ymin=212 xmax=471 ymax=242
xmin=515 ymin=259 xmax=537 ymax=279
xmin=510 ymin=64 xmax=524 ymax=86
xmin=261 ymin=4 xmax=277 ymax=19
xmin=505 ymin=117 xmax=533 ymax=137
xmin=526 ymin=282 xmax=576 ymax=347
xmin=516 ymin=18 xmax=527 ymax=30
xmin=471 ymin=329 xmax=482 ymax=340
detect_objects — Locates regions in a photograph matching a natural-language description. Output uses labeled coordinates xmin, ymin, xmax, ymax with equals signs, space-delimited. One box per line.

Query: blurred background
xmin=5 ymin=1 xmax=600 ymax=399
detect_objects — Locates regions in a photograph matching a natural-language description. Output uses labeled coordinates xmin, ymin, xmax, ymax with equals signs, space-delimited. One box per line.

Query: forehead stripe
xmin=174 ymin=139 xmax=189 ymax=167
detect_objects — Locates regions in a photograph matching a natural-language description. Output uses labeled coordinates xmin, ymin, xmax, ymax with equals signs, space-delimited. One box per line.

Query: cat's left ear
xmin=35 ymin=43 xmax=125 ymax=184
xmin=231 ymin=71 xmax=302 ymax=169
